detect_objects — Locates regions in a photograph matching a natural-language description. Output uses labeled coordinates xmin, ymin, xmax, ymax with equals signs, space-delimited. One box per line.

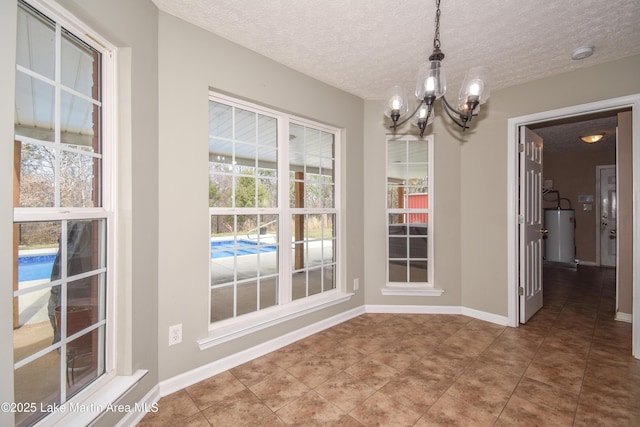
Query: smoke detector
xmin=571 ymin=46 xmax=594 ymax=61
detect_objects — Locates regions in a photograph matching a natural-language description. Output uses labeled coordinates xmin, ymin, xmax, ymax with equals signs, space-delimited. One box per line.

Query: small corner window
xmin=385 ymin=134 xmax=439 ymax=295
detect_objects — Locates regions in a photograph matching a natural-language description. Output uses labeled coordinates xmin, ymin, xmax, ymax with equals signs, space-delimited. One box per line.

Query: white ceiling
xmin=152 ymin=0 xmax=640 ymax=101
xmin=153 ymin=0 xmax=640 ymax=153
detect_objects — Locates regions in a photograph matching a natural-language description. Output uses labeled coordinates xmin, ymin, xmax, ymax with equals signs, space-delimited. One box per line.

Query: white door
xmin=598 ymin=165 xmax=617 ymax=267
xmin=519 ymin=127 xmax=544 ymax=323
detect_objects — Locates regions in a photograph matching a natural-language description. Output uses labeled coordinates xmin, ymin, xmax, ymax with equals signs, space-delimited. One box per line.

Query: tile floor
xmin=139 ymin=266 xmax=640 ymax=426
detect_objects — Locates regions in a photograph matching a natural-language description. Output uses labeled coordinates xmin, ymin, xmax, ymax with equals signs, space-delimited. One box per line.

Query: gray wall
xmin=156 ymin=12 xmax=365 ymax=381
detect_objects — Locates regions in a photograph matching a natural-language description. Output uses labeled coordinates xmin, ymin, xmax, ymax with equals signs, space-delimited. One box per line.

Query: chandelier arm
xmin=389 ymin=99 xmax=426 ymax=130
xmin=441 ymin=96 xmax=469 ymax=130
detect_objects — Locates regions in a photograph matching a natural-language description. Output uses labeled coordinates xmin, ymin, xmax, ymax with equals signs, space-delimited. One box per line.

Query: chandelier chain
xmin=433 ymin=0 xmax=441 ymax=50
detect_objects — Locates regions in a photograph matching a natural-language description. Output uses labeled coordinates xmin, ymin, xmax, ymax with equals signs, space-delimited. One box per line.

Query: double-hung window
xmin=208 ymin=93 xmax=340 ymax=325
xmin=12 ymin=1 xmax=113 ymax=425
xmin=385 ymin=134 xmax=439 ymax=294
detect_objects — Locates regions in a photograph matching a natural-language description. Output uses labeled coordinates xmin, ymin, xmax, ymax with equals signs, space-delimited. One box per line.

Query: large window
xmin=208 ymin=94 xmax=339 ymax=324
xmin=386 ymin=135 xmax=434 ymax=288
xmin=12 ymin=1 xmax=113 ymax=425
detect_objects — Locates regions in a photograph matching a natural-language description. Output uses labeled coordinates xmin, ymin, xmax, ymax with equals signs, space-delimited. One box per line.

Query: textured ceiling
xmin=153 ymin=0 xmax=640 ymax=152
xmin=152 ymin=0 xmax=640 ymax=100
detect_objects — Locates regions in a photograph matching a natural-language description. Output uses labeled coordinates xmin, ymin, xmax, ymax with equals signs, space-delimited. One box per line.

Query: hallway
xmin=139 ymin=266 xmax=639 ymax=426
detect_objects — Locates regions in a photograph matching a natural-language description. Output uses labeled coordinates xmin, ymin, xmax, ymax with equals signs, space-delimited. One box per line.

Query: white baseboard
xmin=365 ymin=305 xmax=509 ymax=326
xmin=615 ymin=311 xmax=632 ymax=323
xmin=461 ymin=307 xmax=510 ymax=326
xmin=365 ymin=304 xmax=462 ymax=314
xmin=158 ymin=306 xmax=365 ymax=397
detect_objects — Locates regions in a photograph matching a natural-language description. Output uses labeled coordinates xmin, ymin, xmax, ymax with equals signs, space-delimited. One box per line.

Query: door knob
xmin=540 ymin=229 xmax=549 ymax=236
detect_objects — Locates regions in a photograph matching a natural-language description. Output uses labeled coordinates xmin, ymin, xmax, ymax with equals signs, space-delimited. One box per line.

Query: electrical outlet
xmin=169 ymin=324 xmax=182 ymax=346
xmin=353 ymin=278 xmax=359 ymax=291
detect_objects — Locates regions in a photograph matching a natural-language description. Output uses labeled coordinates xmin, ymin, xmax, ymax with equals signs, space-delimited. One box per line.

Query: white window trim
xmin=14 ymin=2 xmax=145 ymax=426
xmin=382 ymin=133 xmax=440 ymax=296
xmin=205 ymin=92 xmax=350 ymax=346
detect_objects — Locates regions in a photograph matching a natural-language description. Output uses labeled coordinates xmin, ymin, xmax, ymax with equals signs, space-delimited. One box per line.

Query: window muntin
xmin=12 ymin=2 xmax=111 ymax=426
xmin=208 ymin=95 xmax=339 ymax=325
xmin=386 ymin=135 xmax=432 ymax=285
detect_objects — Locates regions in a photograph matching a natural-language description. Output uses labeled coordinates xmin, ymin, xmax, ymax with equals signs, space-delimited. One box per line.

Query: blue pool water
xmin=18 ymin=254 xmax=56 ymax=282
xmin=18 ymin=240 xmax=276 ymax=281
xmin=211 ymin=239 xmax=276 ymax=259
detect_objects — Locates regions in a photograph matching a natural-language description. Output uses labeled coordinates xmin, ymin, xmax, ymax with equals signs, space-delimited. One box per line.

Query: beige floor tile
xmin=138 ymin=265 xmax=638 ymax=427
xmin=349 ymin=391 xmax=421 ymax=427
xmin=314 ymin=371 xmax=376 ymax=413
xmin=416 ymin=393 xmax=497 ymax=427
xmin=276 ymin=390 xmax=345 ymax=426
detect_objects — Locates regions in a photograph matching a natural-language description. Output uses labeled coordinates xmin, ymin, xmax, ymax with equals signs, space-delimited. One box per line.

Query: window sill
xmin=33 ymin=369 xmax=148 ymax=427
xmin=381 ymin=285 xmax=444 ymax=297
xmin=199 ymin=290 xmax=353 ymax=350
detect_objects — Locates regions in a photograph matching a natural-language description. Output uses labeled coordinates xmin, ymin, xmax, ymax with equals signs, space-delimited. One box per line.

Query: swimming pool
xmin=17 ymin=240 xmax=276 ymax=281
xmin=211 ymin=239 xmax=277 ymax=259
xmin=18 ymin=254 xmax=56 ymax=282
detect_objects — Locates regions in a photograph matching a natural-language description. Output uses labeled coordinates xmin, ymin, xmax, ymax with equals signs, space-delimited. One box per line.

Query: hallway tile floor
xmin=139 ymin=266 xmax=640 ymax=426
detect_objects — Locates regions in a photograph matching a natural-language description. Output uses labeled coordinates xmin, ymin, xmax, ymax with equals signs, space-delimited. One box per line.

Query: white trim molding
xmin=616 ymin=311 xmax=632 ymax=323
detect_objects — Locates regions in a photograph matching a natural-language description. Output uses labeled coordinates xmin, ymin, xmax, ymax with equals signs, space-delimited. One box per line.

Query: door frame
xmin=595 ymin=164 xmax=617 ymax=267
xmin=507 ymin=94 xmax=640 ymax=359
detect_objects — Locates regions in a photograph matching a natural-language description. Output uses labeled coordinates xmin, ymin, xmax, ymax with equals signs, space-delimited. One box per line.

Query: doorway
xmin=507 ymin=94 xmax=640 ymax=359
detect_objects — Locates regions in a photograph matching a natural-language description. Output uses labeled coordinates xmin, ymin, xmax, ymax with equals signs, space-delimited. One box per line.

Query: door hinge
xmin=519 ymin=287 xmax=524 ymax=296
xmin=518 ymin=143 xmax=525 ymax=153
xmin=518 ymin=215 xmax=524 ymax=224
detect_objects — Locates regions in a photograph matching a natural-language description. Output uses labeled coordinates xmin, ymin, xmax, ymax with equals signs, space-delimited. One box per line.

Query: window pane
xmin=16 ymin=4 xmax=55 ymax=80
xmin=409 ymin=261 xmax=428 ymax=282
xmin=210 ymin=285 xmax=234 ymax=322
xmin=15 ymin=73 xmax=55 ymax=142
xmin=289 ymin=124 xmax=335 ymax=208
xmin=260 ymin=278 xmax=278 ymax=310
xmin=14 ymin=350 xmax=61 ymax=427
xmin=235 ymin=109 xmax=256 ymax=143
xmin=17 ymin=142 xmax=55 ymax=208
xmin=237 ymin=280 xmax=258 ymax=316
xmin=61 ymin=31 xmax=101 ymax=99
xmin=60 ymin=90 xmax=100 ymax=149
xmin=209 ymin=102 xmax=232 ymax=138
xmin=60 ymin=150 xmax=101 ymax=208
xmin=210 ymin=214 xmax=279 ymax=320
xmin=257 ymin=115 xmax=277 ymax=148
xmin=66 ymin=326 xmax=103 ymax=397
xmin=388 ymin=261 xmax=407 ymax=282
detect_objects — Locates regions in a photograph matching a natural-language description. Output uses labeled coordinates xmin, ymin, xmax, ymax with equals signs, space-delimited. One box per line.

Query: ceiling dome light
xmin=571 ymin=46 xmax=594 ymax=61
xmin=580 ymin=133 xmax=604 ymax=144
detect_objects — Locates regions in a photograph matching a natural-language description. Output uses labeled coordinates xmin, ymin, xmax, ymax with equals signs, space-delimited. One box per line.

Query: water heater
xmin=544 ymin=209 xmax=576 ymax=265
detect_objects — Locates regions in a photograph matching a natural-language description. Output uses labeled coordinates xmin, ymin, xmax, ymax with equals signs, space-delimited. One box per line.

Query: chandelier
xmin=384 ymin=0 xmax=490 ymax=137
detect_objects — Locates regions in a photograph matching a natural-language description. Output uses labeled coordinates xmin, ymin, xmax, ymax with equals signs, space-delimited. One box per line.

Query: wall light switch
xmin=353 ymin=278 xmax=359 ymax=291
